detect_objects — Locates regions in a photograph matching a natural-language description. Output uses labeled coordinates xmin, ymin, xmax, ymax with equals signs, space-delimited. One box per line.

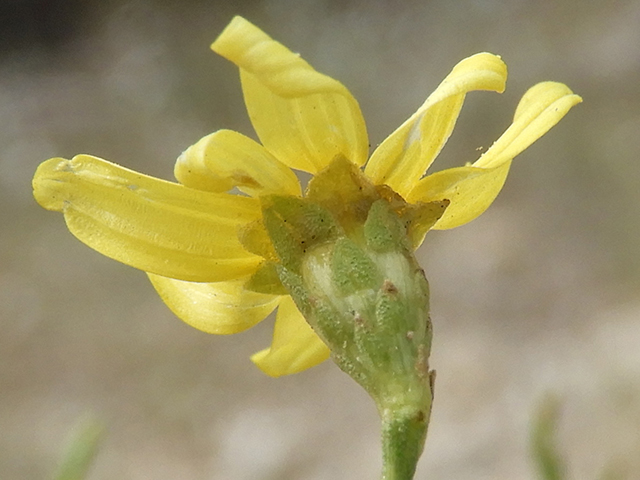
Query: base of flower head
xmin=254 ymin=156 xmax=445 ymax=406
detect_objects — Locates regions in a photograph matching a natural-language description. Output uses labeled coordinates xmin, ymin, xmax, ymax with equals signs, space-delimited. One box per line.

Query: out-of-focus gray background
xmin=2 ymin=0 xmax=639 ymax=478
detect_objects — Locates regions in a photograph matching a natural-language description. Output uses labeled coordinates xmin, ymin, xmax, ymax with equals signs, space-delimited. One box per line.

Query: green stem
xmin=379 ymin=390 xmax=432 ymax=480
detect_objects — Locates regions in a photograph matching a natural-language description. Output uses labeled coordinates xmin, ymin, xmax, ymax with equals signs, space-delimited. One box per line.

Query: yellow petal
xmin=408 ymin=82 xmax=582 ymax=230
xmin=147 ymin=273 xmax=280 ymax=334
xmin=175 ymin=129 xmax=301 ymax=197
xmin=475 ymin=82 xmax=583 ymax=168
xmin=33 ymin=155 xmax=263 ymax=281
xmin=251 ymin=296 xmax=330 ymax=377
xmin=406 ymin=162 xmax=511 ymax=231
xmin=212 ymin=16 xmax=368 ymax=173
xmin=365 ymin=53 xmax=507 ymax=197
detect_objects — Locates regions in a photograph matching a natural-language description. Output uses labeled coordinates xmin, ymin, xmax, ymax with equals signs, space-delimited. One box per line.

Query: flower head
xmin=32 ymin=16 xmax=581 ymax=378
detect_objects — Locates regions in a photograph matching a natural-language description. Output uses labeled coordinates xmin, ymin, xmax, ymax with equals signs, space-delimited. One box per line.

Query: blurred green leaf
xmin=53 ymin=417 xmax=104 ymax=480
xmin=530 ymin=395 xmax=566 ymax=480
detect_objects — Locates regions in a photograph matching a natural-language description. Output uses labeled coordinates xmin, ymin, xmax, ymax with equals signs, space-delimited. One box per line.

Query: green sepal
xmin=374 ymin=184 xmax=449 ymax=250
xmin=312 ymin=296 xmax=355 ymax=351
xmin=331 ymin=237 xmax=382 ymax=296
xmin=274 ymin=265 xmax=313 ymax=316
xmin=373 ymin=281 xmax=408 ymax=342
xmin=373 ymin=275 xmax=431 ymax=380
xmin=277 ymin=261 xmax=355 ymax=353
xmin=364 ymin=199 xmax=412 ymax=253
xmin=352 ymin=309 xmax=390 ymax=380
xmin=261 ymin=195 xmax=341 ymax=273
xmin=261 ymin=207 xmax=302 ymax=272
xmin=244 ymin=262 xmax=288 ymax=295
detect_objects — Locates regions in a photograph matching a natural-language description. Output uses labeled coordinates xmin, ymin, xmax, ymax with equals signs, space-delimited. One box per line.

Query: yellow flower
xmin=32 ymin=16 xmax=581 ymax=377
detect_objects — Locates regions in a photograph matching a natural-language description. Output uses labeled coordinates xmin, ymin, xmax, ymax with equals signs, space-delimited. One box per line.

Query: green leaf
xmin=53 ymin=417 xmax=104 ymax=480
xmin=530 ymin=396 xmax=566 ymax=480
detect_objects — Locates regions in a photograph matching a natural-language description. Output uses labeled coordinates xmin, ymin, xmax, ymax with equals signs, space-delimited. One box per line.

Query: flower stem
xmin=379 ymin=380 xmax=433 ymax=480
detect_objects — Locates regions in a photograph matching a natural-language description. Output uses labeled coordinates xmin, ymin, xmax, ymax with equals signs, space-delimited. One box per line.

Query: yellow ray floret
xmin=251 ymin=296 xmax=331 ymax=377
xmin=406 ymin=81 xmax=582 ymax=229
xmin=175 ymin=129 xmax=301 ymax=197
xmin=147 ymin=274 xmax=280 ymax=334
xmin=33 ymin=155 xmax=263 ymax=282
xmin=212 ymin=16 xmax=369 ymax=173
xmin=365 ymin=52 xmax=508 ymax=198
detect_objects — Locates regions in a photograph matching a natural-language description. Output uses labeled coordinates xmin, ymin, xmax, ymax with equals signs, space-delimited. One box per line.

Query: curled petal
xmin=475 ymin=82 xmax=583 ymax=169
xmin=212 ymin=16 xmax=368 ymax=173
xmin=33 ymin=155 xmax=262 ymax=282
xmin=408 ymin=82 xmax=581 ymax=230
xmin=365 ymin=53 xmax=507 ymax=197
xmin=175 ymin=129 xmax=301 ymax=197
xmin=147 ymin=274 xmax=280 ymax=334
xmin=251 ymin=296 xmax=330 ymax=377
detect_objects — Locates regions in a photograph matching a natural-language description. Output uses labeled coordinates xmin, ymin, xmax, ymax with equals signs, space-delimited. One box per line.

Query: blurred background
xmin=2 ymin=0 xmax=639 ymax=478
